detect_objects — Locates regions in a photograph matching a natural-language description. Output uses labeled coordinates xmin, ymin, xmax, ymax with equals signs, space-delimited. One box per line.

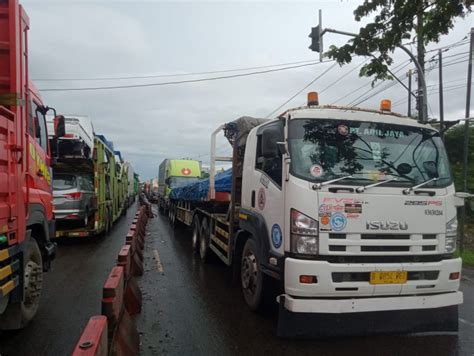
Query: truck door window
xmin=32 ymin=101 xmax=48 ymax=152
xmin=256 ymin=122 xmax=283 ymax=187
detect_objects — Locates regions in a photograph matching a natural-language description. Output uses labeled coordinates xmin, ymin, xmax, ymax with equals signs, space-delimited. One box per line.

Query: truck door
xmin=243 ymin=121 xmax=285 ymax=257
xmin=29 ymin=99 xmax=52 ymax=209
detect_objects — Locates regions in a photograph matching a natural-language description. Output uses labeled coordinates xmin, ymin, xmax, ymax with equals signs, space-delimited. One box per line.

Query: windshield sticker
xmin=330 ymin=213 xmax=347 ymax=231
xmin=310 ymin=164 xmax=323 ymax=178
xmin=346 ymin=213 xmax=360 ymax=219
xmin=370 ymin=142 xmax=382 ymax=161
xmin=320 ymin=215 xmax=330 ymax=226
xmin=271 ymin=224 xmax=282 ymax=248
xmin=349 ymin=127 xmax=406 ymax=138
xmin=404 ymin=200 xmax=442 ymax=206
xmin=319 ymin=204 xmax=344 ymax=214
xmin=368 ymin=170 xmax=386 ymax=181
xmin=258 ymin=188 xmax=266 ymax=210
xmin=260 ymin=174 xmax=269 ymax=188
xmin=337 ymin=124 xmax=349 ymax=136
xmin=345 ymin=203 xmax=362 ymax=214
xmin=425 ymin=209 xmax=443 ymax=216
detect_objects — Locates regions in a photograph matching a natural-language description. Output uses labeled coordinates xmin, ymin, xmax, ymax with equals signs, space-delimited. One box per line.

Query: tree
xmin=445 ymin=123 xmax=474 ymax=220
xmin=326 ymin=0 xmax=471 ymax=84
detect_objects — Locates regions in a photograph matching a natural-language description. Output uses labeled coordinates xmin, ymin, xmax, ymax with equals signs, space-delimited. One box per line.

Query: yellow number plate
xmin=370 ymin=271 xmax=407 ymax=285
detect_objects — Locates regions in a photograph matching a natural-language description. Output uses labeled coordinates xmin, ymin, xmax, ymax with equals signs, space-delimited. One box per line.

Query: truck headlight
xmin=445 ymin=217 xmax=458 ymax=253
xmin=290 ymin=209 xmax=318 ymax=255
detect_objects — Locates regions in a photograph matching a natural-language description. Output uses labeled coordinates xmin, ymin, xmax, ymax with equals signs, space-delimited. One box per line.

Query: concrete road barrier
xmin=72 ymin=316 xmax=108 ymax=356
xmin=73 ymin=205 xmax=150 ymax=356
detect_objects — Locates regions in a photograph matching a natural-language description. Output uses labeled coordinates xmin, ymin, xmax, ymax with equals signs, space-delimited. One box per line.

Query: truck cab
xmin=0 ymin=0 xmax=62 ymax=329
xmin=158 ymin=159 xmax=201 ymax=214
xmin=238 ymin=94 xmax=463 ymax=336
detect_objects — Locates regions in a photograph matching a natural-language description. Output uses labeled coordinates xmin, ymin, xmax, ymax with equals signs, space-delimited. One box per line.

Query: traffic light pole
xmin=317 ymin=26 xmax=428 ymax=123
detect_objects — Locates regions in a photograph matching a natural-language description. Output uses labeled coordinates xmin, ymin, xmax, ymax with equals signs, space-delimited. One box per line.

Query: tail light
xmin=63 ymin=133 xmax=75 ymax=138
xmin=66 ymin=213 xmax=79 ymax=219
xmin=64 ymin=192 xmax=82 ymax=200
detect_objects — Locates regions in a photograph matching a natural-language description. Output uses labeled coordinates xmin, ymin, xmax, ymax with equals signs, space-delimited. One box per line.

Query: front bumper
xmin=278 ymin=291 xmax=463 ymax=314
xmin=277 ymin=294 xmax=461 ymax=338
xmin=284 ymin=257 xmax=462 ymax=298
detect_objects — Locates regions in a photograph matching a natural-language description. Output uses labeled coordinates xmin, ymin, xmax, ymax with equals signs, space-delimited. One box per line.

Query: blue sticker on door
xmin=271 ymin=224 xmax=282 ymax=248
xmin=330 ymin=213 xmax=347 ymax=231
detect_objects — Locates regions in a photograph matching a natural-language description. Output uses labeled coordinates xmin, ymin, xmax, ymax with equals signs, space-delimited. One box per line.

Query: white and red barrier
xmin=72 ymin=206 xmax=150 ymax=355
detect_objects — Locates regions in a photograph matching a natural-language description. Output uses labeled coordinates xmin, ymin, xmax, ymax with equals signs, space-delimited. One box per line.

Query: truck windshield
xmin=53 ymin=174 xmax=77 ymax=190
xmin=288 ymin=119 xmax=452 ymax=188
xmin=169 ymin=176 xmax=200 ymax=188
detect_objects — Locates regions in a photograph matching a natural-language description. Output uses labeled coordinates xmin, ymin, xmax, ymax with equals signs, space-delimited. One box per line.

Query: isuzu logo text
xmin=366 ymin=221 xmax=408 ymax=230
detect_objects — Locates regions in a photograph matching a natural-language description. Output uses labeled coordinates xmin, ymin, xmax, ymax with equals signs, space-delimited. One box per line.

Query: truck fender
xmin=237 ymin=208 xmax=271 ymax=267
xmin=26 ymin=204 xmax=56 ymax=268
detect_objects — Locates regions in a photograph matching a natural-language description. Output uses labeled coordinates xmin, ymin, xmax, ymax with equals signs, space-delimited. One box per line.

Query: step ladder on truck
xmin=0 ymin=0 xmax=65 ymax=329
xmin=168 ymin=92 xmax=465 ymax=337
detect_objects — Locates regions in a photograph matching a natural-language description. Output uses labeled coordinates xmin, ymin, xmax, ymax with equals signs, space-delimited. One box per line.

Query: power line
xmin=331 ymin=59 xmax=411 ymax=105
xmin=265 ymin=62 xmax=338 ymax=118
xmin=32 ymin=58 xmax=320 ymax=82
xmin=38 ymin=61 xmax=330 ymax=92
xmin=319 ymin=58 xmax=370 ymax=94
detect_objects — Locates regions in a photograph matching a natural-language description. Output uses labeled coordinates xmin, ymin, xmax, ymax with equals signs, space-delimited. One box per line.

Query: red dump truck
xmin=0 ymin=0 xmax=63 ymax=329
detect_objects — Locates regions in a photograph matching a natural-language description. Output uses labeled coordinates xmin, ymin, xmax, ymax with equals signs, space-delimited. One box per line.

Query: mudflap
xmin=276 ymin=296 xmax=459 ymax=339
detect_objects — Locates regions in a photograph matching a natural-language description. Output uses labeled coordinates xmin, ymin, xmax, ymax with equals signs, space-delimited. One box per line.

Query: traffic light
xmin=308 ymin=25 xmax=321 ymax=52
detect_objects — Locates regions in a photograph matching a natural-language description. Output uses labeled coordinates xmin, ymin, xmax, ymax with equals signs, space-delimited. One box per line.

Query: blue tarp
xmin=170 ymin=169 xmax=232 ymax=201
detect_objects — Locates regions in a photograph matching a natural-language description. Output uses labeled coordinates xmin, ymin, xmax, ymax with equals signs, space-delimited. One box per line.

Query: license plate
xmin=370 ymin=271 xmax=407 ymax=284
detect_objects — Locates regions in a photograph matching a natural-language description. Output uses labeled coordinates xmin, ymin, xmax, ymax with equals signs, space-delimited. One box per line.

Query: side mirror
xmin=261 ymin=127 xmax=283 ymax=158
xmin=54 ymin=115 xmax=66 ymax=138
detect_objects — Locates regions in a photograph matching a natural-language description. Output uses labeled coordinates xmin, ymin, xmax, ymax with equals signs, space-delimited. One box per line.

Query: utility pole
xmin=407 ymin=70 xmax=412 ymax=117
xmin=460 ymin=27 xmax=474 ymax=254
xmin=439 ymin=49 xmax=444 ymax=138
xmin=416 ymin=2 xmax=427 ymax=123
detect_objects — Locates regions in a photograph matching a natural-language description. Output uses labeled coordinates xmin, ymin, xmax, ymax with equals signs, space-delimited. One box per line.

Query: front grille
xmin=361 ymin=246 xmax=410 ymax=252
xmin=361 ymin=234 xmax=410 ymax=240
xmin=322 ymin=232 xmax=441 ymax=255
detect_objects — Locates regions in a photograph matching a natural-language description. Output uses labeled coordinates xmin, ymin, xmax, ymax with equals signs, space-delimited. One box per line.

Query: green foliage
xmin=326 ymin=0 xmax=471 ymax=83
xmin=454 ymin=249 xmax=474 ymax=266
xmin=444 ymin=123 xmax=474 ymax=193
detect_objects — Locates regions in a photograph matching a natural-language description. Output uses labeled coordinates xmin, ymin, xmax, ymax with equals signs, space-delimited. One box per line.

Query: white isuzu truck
xmin=168 ymin=93 xmax=463 ymax=337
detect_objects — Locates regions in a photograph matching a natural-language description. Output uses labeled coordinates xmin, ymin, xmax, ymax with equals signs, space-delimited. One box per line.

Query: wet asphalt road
xmin=139 ymin=207 xmax=474 ymax=356
xmin=0 ymin=203 xmax=137 ymax=356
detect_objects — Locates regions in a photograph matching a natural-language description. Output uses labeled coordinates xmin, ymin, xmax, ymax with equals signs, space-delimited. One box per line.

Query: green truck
xmin=158 ymin=159 xmax=201 ymax=214
xmin=53 ymin=135 xmax=125 ymax=237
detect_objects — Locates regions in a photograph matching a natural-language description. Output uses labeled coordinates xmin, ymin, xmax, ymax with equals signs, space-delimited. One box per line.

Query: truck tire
xmin=241 ymin=238 xmax=266 ymax=312
xmin=199 ymin=217 xmax=211 ymax=262
xmin=0 ymin=237 xmax=43 ymax=330
xmin=191 ymin=216 xmax=201 ymax=254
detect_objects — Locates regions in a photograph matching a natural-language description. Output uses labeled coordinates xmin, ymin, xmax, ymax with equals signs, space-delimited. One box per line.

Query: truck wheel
xmin=199 ymin=217 xmax=211 ymax=262
xmin=0 ymin=237 xmax=43 ymax=330
xmin=241 ymin=239 xmax=265 ymax=311
xmin=191 ymin=216 xmax=201 ymax=254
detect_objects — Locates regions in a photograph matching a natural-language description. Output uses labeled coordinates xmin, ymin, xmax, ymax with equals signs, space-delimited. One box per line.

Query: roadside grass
xmin=455 ymin=249 xmax=474 ymax=267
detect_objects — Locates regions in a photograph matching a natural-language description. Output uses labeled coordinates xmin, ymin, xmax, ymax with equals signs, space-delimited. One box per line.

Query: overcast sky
xmin=22 ymin=0 xmax=473 ymax=179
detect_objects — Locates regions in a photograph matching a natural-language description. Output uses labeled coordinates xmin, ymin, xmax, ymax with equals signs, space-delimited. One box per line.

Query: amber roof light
xmin=307 ymin=92 xmax=319 ymax=106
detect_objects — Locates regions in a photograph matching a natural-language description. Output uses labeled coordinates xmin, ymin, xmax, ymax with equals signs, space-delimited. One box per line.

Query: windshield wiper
xmin=312 ymin=175 xmax=353 ymax=190
xmin=355 ymin=177 xmax=398 ymax=193
xmin=402 ymin=177 xmax=439 ymax=195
